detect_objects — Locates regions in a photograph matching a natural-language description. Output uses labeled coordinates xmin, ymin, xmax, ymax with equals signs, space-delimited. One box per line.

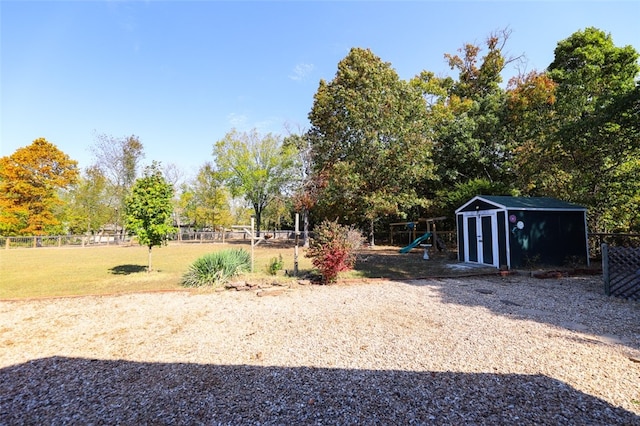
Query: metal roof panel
xmin=478 ymin=195 xmax=586 ymax=210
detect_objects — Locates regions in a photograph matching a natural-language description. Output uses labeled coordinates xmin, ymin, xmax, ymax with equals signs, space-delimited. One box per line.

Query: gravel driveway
xmin=1 ymin=274 xmax=639 ymax=424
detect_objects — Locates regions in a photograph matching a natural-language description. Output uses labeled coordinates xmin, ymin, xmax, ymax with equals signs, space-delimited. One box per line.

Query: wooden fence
xmin=602 ymin=244 xmax=640 ymax=301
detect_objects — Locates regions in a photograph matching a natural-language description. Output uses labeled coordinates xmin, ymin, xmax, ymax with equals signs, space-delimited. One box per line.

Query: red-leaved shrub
xmin=306 ymin=220 xmax=365 ymax=284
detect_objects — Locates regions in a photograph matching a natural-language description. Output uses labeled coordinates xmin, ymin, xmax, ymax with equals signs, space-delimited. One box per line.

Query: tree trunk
xmin=147 ymin=246 xmax=153 ymax=273
xmin=369 ymin=219 xmax=375 ymax=247
xmin=254 ymin=207 xmax=262 ymax=237
xmin=175 ymin=211 xmax=182 ymax=241
xmin=303 ymin=208 xmax=310 ymax=248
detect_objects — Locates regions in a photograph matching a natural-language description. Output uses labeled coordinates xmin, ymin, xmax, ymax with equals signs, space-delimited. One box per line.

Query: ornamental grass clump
xmin=306 ymin=220 xmax=365 ymax=284
xmin=181 ymin=249 xmax=251 ymax=287
xmin=266 ymin=254 xmax=284 ymax=275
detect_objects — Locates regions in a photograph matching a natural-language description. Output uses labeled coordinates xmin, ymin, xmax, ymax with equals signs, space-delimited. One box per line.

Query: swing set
xmin=389 ymin=216 xmax=449 ymax=252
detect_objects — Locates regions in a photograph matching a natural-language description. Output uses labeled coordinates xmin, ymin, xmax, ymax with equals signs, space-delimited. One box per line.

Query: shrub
xmin=266 ymin=254 xmax=284 ymax=275
xmin=181 ymin=249 xmax=251 ymax=287
xmin=306 ymin=220 xmax=365 ymax=284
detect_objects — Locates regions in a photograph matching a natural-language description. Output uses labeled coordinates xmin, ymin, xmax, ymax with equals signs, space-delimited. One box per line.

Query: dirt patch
xmin=354 ymin=245 xmax=497 ymax=279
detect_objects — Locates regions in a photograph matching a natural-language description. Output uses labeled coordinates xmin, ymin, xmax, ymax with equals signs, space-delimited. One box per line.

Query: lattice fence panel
xmin=602 ymin=244 xmax=640 ymax=301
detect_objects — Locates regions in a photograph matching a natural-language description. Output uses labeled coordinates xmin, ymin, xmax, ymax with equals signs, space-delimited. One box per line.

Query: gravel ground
xmin=1 ymin=274 xmax=639 ymax=425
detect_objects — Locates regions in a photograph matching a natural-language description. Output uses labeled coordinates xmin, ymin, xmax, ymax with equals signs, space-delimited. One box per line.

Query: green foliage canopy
xmin=415 ymin=30 xmax=515 ymax=190
xmin=63 ymin=166 xmax=112 ymax=234
xmin=213 ymin=129 xmax=297 ymax=234
xmin=547 ymin=27 xmax=640 ymax=232
xmin=125 ymin=162 xmax=175 ymax=271
xmin=180 ymin=162 xmax=231 ymax=230
xmin=308 ymin=47 xmax=434 ymax=243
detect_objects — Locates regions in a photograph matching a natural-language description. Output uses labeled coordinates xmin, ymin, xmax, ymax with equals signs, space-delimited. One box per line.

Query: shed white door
xmin=463 ymin=212 xmax=499 ymax=267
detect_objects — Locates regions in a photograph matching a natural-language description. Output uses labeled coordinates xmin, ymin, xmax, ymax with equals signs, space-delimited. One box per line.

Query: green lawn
xmin=0 ymin=241 xmax=314 ymax=299
xmin=0 ymin=241 xmax=477 ymax=300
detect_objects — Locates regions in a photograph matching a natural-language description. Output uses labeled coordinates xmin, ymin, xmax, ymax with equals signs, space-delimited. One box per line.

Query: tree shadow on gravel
xmin=340 ymin=246 xmax=639 ymax=356
xmin=1 ymin=356 xmax=637 ymax=425
xmin=396 ymin=273 xmax=640 ymax=355
xmin=356 ymin=247 xmax=640 ymax=355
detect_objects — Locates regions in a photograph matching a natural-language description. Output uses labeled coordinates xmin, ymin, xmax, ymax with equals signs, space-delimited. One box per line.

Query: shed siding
xmin=456 ymin=196 xmax=588 ymax=269
xmin=507 ymin=210 xmax=587 ymax=268
xmin=497 ymin=211 xmax=508 ymax=268
xmin=457 ymin=214 xmax=465 ymax=262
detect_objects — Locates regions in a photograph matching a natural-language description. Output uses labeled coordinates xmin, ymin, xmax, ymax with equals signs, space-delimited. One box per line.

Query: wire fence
xmin=0 ymin=230 xmax=298 ymax=249
xmin=175 ymin=230 xmax=297 ymax=244
xmin=2 ymin=231 xmax=638 ymax=261
xmin=0 ymin=234 xmax=131 ymax=249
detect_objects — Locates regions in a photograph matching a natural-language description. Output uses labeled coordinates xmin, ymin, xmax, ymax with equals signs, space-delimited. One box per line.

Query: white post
xmin=294 ymin=213 xmax=300 ymax=276
xmin=251 ymin=217 xmax=255 ymax=273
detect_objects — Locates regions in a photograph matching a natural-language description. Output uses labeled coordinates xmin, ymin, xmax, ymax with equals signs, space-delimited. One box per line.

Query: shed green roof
xmin=476 ymin=196 xmax=586 ymax=210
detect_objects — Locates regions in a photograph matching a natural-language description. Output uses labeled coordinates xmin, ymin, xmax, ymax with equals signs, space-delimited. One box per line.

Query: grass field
xmin=0 ymin=240 xmax=481 ymax=300
xmin=0 ymin=241 xmax=316 ymax=299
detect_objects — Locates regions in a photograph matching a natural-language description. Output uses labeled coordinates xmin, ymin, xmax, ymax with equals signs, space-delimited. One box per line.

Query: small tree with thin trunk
xmin=125 ymin=162 xmax=175 ymax=272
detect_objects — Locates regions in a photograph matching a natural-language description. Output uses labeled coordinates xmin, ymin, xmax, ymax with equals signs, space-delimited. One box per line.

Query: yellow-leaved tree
xmin=0 ymin=138 xmax=79 ymax=235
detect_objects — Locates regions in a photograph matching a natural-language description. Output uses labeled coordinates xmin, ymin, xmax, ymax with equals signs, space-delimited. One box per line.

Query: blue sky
xmin=2 ymin=1 xmax=639 ymax=178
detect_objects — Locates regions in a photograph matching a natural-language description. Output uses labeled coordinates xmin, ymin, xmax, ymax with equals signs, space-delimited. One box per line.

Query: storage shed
xmin=455 ymin=196 xmax=589 ymax=269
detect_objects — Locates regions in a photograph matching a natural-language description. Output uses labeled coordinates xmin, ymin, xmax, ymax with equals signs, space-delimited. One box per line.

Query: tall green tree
xmin=415 ymin=30 xmax=518 ymax=190
xmin=213 ymin=129 xmax=297 ymax=235
xmin=0 ymin=138 xmax=79 ymax=235
xmin=63 ymin=166 xmax=112 ymax=234
xmin=125 ymin=162 xmax=175 ymax=272
xmin=308 ymin=47 xmax=433 ymax=244
xmin=502 ymin=70 xmax=559 ymax=196
xmin=549 ymin=27 xmax=638 ymax=121
xmin=547 ymin=27 xmax=640 ymax=232
xmin=91 ymin=133 xmax=145 ymax=234
xmin=182 ymin=162 xmax=232 ymax=231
